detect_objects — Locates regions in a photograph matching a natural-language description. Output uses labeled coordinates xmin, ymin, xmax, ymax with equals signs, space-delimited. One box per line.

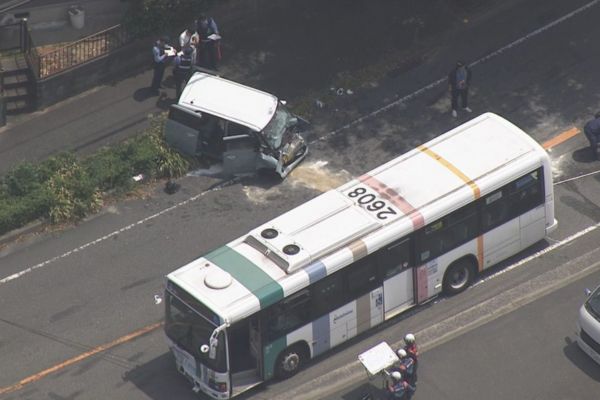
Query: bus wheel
xmin=443 ymin=258 xmax=476 ymax=296
xmin=275 ymin=344 xmax=306 ymax=380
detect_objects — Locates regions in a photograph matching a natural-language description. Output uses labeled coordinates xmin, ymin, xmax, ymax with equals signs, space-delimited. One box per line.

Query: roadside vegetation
xmin=123 ymin=0 xmax=214 ymax=38
xmin=0 ymin=115 xmax=189 ymax=237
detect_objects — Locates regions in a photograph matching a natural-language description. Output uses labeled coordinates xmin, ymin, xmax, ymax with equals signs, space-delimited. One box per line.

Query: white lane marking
xmin=310 ymin=0 xmax=600 ymax=144
xmin=555 ymin=169 xmax=600 ymax=185
xmin=0 ymin=179 xmax=238 ymax=285
xmin=473 ymin=221 xmax=600 ymax=286
xmin=2 ymin=0 xmax=599 ymax=285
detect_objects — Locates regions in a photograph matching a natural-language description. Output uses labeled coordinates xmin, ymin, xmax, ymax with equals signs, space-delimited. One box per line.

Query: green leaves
xmin=0 ymin=115 xmax=189 ymax=235
xmin=123 ymin=0 xmax=213 ymax=38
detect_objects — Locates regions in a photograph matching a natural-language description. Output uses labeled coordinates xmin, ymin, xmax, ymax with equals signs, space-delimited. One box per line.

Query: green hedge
xmin=0 ymin=116 xmax=189 ymax=236
xmin=123 ymin=0 xmax=214 ymax=39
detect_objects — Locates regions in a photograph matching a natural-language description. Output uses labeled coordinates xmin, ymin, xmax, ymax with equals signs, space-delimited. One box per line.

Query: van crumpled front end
xmin=276 ymin=132 xmax=308 ymax=178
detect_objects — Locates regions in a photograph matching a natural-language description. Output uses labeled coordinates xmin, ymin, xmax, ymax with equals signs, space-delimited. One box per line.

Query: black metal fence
xmin=35 ymin=24 xmax=132 ymax=79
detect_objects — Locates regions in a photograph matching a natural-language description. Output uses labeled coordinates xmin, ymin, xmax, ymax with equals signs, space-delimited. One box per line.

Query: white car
xmin=576 ymin=284 xmax=600 ymax=365
xmin=165 ymin=70 xmax=309 ymax=178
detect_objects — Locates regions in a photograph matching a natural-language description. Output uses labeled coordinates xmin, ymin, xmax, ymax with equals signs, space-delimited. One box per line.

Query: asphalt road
xmin=2 ymin=0 xmax=600 ymax=399
xmin=323 ymin=258 xmax=600 ymax=400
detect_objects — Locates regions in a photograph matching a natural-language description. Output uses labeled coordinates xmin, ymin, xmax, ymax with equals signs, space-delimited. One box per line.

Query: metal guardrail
xmin=36 ymin=24 xmax=132 ymax=79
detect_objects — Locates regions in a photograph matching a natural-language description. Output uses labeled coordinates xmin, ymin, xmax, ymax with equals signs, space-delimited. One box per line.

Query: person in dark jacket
xmin=150 ymin=37 xmax=169 ymax=94
xmin=173 ymin=46 xmax=194 ymax=99
xmin=448 ymin=60 xmax=472 ymax=118
xmin=195 ymin=14 xmax=221 ymax=70
xmin=584 ymin=112 xmax=600 ymax=160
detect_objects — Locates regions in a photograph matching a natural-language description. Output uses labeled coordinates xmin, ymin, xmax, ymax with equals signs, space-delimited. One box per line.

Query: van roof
xmin=178 ymin=72 xmax=279 ymax=132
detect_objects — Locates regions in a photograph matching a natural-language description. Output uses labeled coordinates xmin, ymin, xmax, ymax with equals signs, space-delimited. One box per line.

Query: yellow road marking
xmin=0 ymin=322 xmax=163 ymax=395
xmin=543 ymin=127 xmax=580 ymax=149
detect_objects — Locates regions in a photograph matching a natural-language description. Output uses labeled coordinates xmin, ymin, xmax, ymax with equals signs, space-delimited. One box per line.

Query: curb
xmin=0 ymin=219 xmax=45 ymax=247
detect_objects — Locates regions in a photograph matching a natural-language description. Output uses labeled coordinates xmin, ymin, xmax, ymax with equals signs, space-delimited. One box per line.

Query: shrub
xmin=2 ymin=162 xmax=43 ymax=197
xmin=0 ymin=192 xmax=49 ymax=233
xmin=44 ymin=155 xmax=103 ymax=224
xmin=123 ymin=0 xmax=214 ymax=39
xmin=0 ymin=115 xmax=190 ymax=235
xmin=84 ymin=148 xmax=134 ymax=193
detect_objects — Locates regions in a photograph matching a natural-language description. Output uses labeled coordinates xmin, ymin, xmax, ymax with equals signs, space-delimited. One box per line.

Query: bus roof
xmin=178 ymin=72 xmax=278 ymax=132
xmin=167 ymin=113 xmax=549 ymax=323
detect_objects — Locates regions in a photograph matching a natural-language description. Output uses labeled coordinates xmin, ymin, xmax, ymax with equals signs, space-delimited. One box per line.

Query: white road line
xmin=2 ymin=0 xmax=599 ymax=285
xmin=310 ymin=0 xmax=600 ymax=144
xmin=555 ymin=169 xmax=600 ymax=185
xmin=0 ymin=179 xmax=238 ymax=285
xmin=472 ymin=221 xmax=600 ymax=286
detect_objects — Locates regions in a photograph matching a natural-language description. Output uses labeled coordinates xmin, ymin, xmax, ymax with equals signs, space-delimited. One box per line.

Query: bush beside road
xmin=0 ymin=115 xmax=188 ymax=236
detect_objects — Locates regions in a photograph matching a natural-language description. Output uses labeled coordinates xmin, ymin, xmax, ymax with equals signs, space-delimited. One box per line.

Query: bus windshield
xmin=165 ymin=292 xmax=227 ymax=372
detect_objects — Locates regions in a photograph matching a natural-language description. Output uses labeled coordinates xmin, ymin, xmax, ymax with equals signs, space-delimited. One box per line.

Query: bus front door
xmin=229 ymin=318 xmax=262 ymax=397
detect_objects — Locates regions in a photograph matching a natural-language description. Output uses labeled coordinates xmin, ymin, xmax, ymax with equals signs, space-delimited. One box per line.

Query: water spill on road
xmin=288 ymin=160 xmax=352 ymax=192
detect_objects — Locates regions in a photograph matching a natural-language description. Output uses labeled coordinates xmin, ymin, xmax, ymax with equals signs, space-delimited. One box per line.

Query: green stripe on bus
xmin=263 ymin=336 xmax=287 ymax=380
xmin=206 ymin=246 xmax=284 ymax=309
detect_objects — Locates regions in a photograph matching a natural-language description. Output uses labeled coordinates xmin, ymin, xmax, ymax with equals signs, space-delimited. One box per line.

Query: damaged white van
xmin=164 ymin=71 xmax=309 ymax=178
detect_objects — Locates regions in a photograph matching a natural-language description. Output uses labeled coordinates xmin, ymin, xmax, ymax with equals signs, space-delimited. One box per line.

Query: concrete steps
xmin=1 ymin=53 xmax=35 ymax=114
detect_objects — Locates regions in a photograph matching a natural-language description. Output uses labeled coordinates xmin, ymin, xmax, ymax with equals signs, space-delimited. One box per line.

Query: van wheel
xmin=443 ymin=258 xmax=476 ymax=296
xmin=275 ymin=344 xmax=306 ymax=380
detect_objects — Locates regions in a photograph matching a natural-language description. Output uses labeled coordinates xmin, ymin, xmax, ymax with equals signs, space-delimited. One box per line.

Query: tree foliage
xmin=123 ymin=0 xmax=214 ymax=38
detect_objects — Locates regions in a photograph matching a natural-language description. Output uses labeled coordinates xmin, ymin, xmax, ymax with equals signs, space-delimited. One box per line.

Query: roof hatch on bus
xmin=244 ymin=190 xmax=380 ymax=273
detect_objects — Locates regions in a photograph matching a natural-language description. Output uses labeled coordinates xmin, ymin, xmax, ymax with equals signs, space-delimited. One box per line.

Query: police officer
xmin=584 ymin=112 xmax=600 ymax=160
xmin=387 ymin=371 xmax=416 ymax=400
xmin=173 ymin=46 xmax=194 ymax=99
xmin=150 ymin=37 xmax=169 ymax=94
xmin=396 ymin=348 xmax=417 ymax=386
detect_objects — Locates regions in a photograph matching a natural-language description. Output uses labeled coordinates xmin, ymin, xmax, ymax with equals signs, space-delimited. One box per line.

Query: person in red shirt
xmin=403 ymin=333 xmax=418 ymax=382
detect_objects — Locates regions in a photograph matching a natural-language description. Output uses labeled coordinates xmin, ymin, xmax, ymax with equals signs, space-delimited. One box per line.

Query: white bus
xmin=164 ymin=113 xmax=557 ymax=399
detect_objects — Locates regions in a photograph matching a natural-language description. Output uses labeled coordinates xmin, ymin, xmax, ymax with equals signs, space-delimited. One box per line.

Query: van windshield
xmin=262 ymin=104 xmax=297 ymax=149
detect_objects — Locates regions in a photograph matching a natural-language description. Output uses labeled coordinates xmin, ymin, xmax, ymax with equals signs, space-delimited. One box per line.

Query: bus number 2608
xmin=346 ymin=187 xmax=398 ymax=220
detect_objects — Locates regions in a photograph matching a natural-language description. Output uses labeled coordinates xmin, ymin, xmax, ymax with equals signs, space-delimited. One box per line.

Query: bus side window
xmin=346 ymin=257 xmax=380 ymax=298
xmin=266 ymin=289 xmax=310 ymax=340
xmin=311 ymin=273 xmax=345 ymax=318
xmin=377 ymin=238 xmax=411 ymax=279
xmin=482 ymin=188 xmax=509 ymax=230
xmin=416 ymin=202 xmax=478 ymax=263
xmin=508 ymin=169 xmax=544 ymax=216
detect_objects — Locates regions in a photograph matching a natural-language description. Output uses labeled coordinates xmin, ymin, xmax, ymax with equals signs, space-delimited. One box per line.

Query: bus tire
xmin=442 ymin=257 xmax=476 ymax=296
xmin=274 ymin=343 xmax=308 ymax=380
